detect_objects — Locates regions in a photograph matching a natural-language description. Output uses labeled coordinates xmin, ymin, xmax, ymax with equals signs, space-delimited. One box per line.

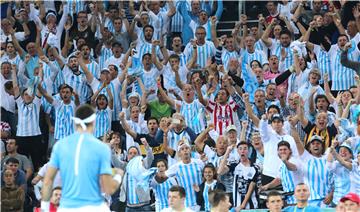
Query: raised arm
xmin=157 ymin=78 xmax=175 ymax=107
xmin=137 ymin=77 xmax=147 ymax=108
xmin=163 ymin=128 xmax=176 ymax=158
xmin=77 ymin=54 xmax=94 ymax=83
xmin=11 ymin=64 xmax=20 ymax=98
xmin=37 ymin=83 xmax=54 ymax=104
xmin=186 ymin=42 xmax=198 ymax=70
xmin=10 ymin=28 xmax=25 ymax=57
xmin=340 ymin=43 xmax=360 ymax=75
xmin=119 ymin=112 xmax=137 ymax=138
xmin=291 ymin=123 xmax=304 ymax=156
xmin=195 ymin=79 xmax=208 ymax=107
xmin=210 ymin=16 xmax=219 ymax=47
xmin=151 ymin=40 xmax=164 ymax=70
xmin=323 ymin=73 xmax=335 ymax=104
xmin=261 ymin=18 xmax=275 ymax=47
xmin=217 ymin=146 xmax=232 ymax=175
xmin=243 ymin=93 xmax=260 ymax=127
xmin=296 ymin=97 xmax=308 ymax=128
xmin=120 ymin=78 xmax=129 ymax=109
xmin=91 ymin=82 xmax=106 ymax=106
xmin=194 ymin=124 xmax=214 ymax=151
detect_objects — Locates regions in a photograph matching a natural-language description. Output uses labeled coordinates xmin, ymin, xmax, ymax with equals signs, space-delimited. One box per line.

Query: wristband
xmin=113 ymin=174 xmax=122 ymax=185
xmin=41 ymin=201 xmax=50 ymax=211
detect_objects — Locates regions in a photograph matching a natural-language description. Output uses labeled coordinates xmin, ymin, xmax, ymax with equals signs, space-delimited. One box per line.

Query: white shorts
xmin=58 ymin=203 xmax=110 ymax=212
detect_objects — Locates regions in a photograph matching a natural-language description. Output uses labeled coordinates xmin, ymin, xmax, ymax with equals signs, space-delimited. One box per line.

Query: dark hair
xmin=78 ymin=43 xmax=90 ymax=51
xmin=78 ymin=11 xmax=87 ymax=16
xmin=58 ymin=84 xmax=73 ymax=93
xmin=172 ymin=35 xmax=183 ymax=43
xmin=148 ymin=117 xmax=159 ymax=125
xmin=1 ymin=61 xmax=11 ymax=68
xmin=203 ymin=163 xmax=217 ymax=180
xmin=267 ymin=105 xmax=281 ymax=114
xmin=108 ymin=5 xmax=117 ymax=11
xmin=156 ymin=159 xmax=168 ymax=169
xmin=237 ymin=141 xmax=249 ymax=148
xmin=142 ymin=53 xmax=152 ymax=60
xmin=250 ymin=60 xmax=262 ymax=68
xmin=143 ymin=25 xmax=154 ymax=33
xmin=266 ymin=191 xmax=282 ymax=202
xmin=6 ymin=157 xmax=19 ymax=164
xmin=52 ymin=186 xmax=62 ymax=192
xmin=169 ymin=54 xmax=180 ymax=61
xmin=96 ymin=94 xmax=108 ymax=109
xmin=208 ymin=189 xmax=229 ymax=207
xmin=277 ymin=140 xmax=291 ymax=149
xmin=196 ymin=26 xmax=206 ymax=32
xmin=74 ymin=104 xmax=95 ymax=126
xmin=280 ymin=29 xmax=292 ymax=38
xmin=108 ymin=64 xmax=119 ymax=73
xmin=314 ymin=94 xmax=330 ymax=107
xmin=338 ymin=34 xmax=349 ymax=41
xmin=169 ymin=185 xmax=186 ymax=198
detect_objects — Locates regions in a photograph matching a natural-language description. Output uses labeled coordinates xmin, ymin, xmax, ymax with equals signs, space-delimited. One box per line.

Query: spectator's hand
xmin=140 ymin=137 xmax=149 ymax=148
xmin=39 ymin=55 xmax=50 ymax=64
xmin=64 ymin=21 xmax=72 ymax=31
xmin=15 ymin=13 xmax=23 ymax=23
xmin=278 ymin=15 xmax=286 ymax=21
xmin=210 ymin=16 xmax=217 ymax=25
xmin=241 ymin=120 xmax=248 ymax=129
xmin=119 ymin=111 xmax=125 ymax=120
xmin=308 ymin=50 xmax=315 ymax=61
xmin=323 ymin=73 xmax=329 ymax=82
xmin=207 ymin=123 xmax=215 ymax=131
xmin=259 ymin=184 xmax=269 ymax=193
xmin=242 ymin=93 xmax=249 ymax=103
xmin=323 ymin=192 xmax=333 ymax=205
xmin=190 ymin=39 xmax=197 ymax=46
xmin=72 ymin=91 xmax=78 ymax=97
xmin=335 ymin=91 xmax=343 ymax=104
xmin=152 ymin=40 xmax=160 ymax=46
xmin=281 ymin=47 xmax=287 ymax=60
xmin=270 ymin=18 xmax=277 ymax=27
xmin=309 ymin=21 xmax=316 ymax=29
xmin=24 ymin=54 xmax=31 ymax=64
xmin=288 ymin=115 xmax=298 ymax=127
xmin=193 ymin=184 xmax=200 ymax=192
xmin=258 ymin=14 xmax=265 ymax=25
xmin=226 ymin=145 xmax=234 ymax=154
xmin=261 ymin=114 xmax=267 ymax=120
xmin=141 ymin=105 xmax=147 ymax=114
xmin=343 ymin=42 xmax=352 ymax=51
xmin=156 ymin=76 xmax=162 ymax=88
xmin=310 ymin=86 xmax=318 ymax=96
xmin=11 ymin=64 xmax=17 ymax=72
xmin=200 ymin=153 xmax=208 ymax=162
xmin=217 ymin=64 xmax=225 ymax=73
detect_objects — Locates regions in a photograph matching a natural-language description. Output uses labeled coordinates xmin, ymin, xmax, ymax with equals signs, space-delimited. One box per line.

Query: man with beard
xmin=104 ymin=42 xmax=124 ymax=72
xmin=262 ymin=29 xmax=294 ymax=70
xmin=55 ymin=53 xmax=88 ymax=104
xmin=35 ymin=187 xmax=61 ymax=212
xmin=70 ymin=11 xmax=96 ymax=50
xmin=158 ymin=83 xmax=205 ymax=135
xmin=119 ymin=111 xmax=165 ymax=167
xmin=134 ymin=25 xmax=162 ymax=62
xmin=38 ymin=83 xmax=79 ymax=141
xmin=78 ymin=43 xmax=100 ymax=79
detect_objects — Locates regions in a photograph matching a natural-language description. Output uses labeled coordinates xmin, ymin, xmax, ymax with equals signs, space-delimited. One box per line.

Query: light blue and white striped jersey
xmin=270 ymin=43 xmax=294 ymax=71
xmin=127 ymin=174 xmax=140 ymax=205
xmin=61 ymin=66 xmax=89 ymax=104
xmin=329 ymin=42 xmax=360 ymax=91
xmin=52 ymin=99 xmax=76 ymax=140
xmin=109 ymin=78 xmax=122 ymax=121
xmin=204 ymin=180 xmax=217 ymax=211
xmin=165 ymin=159 xmax=204 ymax=208
xmin=350 ymin=160 xmax=360 ymax=194
xmin=162 ymin=65 xmax=189 ymax=97
xmin=168 ymin=50 xmax=187 ymax=67
xmin=98 ymin=46 xmax=113 ymax=70
xmin=278 ymin=157 xmax=303 ymax=205
xmin=42 ymin=61 xmax=65 ymax=95
xmin=300 ymin=151 xmax=333 ymax=201
xmin=104 ymin=18 xmax=114 ymax=34
xmin=0 ymin=54 xmax=23 ymax=67
xmin=152 ymin=177 xmax=178 ymax=211
xmin=105 ymin=55 xmax=124 ymax=74
xmin=15 ymin=96 xmax=42 ymax=136
xmin=189 ymin=20 xmax=213 ymax=41
xmin=167 ymin=129 xmax=192 ymax=166
xmin=171 ymin=0 xmax=189 ymax=32
xmin=80 ymin=60 xmax=100 ymax=80
xmin=327 ymin=161 xmax=351 ymax=204
xmin=175 ymin=99 xmax=205 ymax=134
xmin=67 ymin=0 xmax=85 ymax=15
xmin=150 ymin=11 xmax=169 ymax=40
xmin=136 ymin=41 xmax=162 ymax=63
xmin=141 ymin=67 xmax=162 ymax=101
xmin=203 ymin=145 xmax=223 ymax=168
xmin=94 ymin=107 xmax=112 ymax=138
xmin=313 ymin=44 xmax=331 ymax=83
xmin=184 ymin=40 xmax=216 ymax=68
xmin=222 ymin=50 xmax=239 ymax=71
xmin=240 ymin=49 xmax=269 ymax=71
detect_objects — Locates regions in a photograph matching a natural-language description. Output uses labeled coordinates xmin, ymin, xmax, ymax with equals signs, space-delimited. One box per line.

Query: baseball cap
xmin=226 ymin=125 xmax=237 ymax=133
xmin=308 ymin=135 xmax=323 ymax=144
xmin=340 ymin=193 xmax=360 ymax=204
xmin=271 ymin=114 xmax=284 ymax=122
xmin=128 ymin=92 xmax=140 ymax=99
xmin=339 ymin=142 xmax=354 ymax=157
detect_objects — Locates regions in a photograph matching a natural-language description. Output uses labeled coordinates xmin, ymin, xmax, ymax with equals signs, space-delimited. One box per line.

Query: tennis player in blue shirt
xmin=41 ymin=104 xmax=124 ymax=212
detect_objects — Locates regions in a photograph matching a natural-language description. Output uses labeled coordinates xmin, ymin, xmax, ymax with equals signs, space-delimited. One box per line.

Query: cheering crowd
xmin=1 ymin=0 xmax=360 ymax=211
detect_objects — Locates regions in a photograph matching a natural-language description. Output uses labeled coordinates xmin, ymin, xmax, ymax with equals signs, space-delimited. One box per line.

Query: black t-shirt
xmin=302 ymin=122 xmax=337 ymax=149
xmin=134 ymin=133 xmax=166 ymax=167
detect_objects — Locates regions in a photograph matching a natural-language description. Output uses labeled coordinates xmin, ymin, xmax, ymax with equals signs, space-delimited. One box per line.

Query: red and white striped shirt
xmin=206 ymin=100 xmax=239 ymax=135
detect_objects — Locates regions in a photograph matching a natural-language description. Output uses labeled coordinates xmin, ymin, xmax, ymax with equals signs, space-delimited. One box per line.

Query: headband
xmin=71 ymin=113 xmax=96 ymax=130
xmin=177 ymin=140 xmax=191 ymax=151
